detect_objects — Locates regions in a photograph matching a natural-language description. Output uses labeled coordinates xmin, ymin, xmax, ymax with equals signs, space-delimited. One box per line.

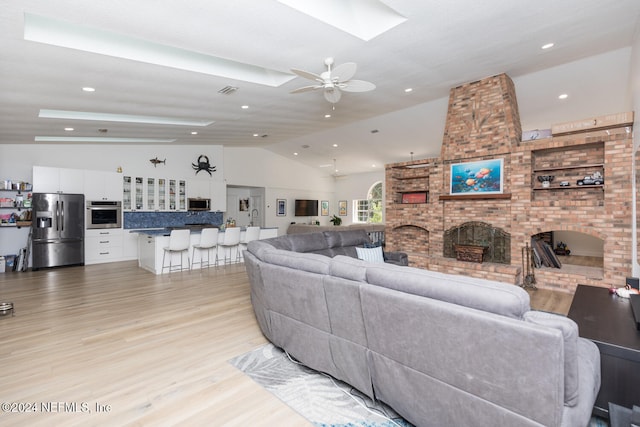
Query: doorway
xmin=225 ymin=185 xmax=265 ymax=228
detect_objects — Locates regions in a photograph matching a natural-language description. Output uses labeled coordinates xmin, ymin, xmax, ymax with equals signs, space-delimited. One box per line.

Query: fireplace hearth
xmin=444 ymin=221 xmax=510 ymax=264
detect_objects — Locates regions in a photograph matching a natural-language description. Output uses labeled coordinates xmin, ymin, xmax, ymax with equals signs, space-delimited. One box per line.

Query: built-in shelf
xmin=533 ymin=185 xmax=604 ymax=191
xmin=392 ymin=174 xmax=429 ymax=180
xmin=532 ymin=163 xmax=604 ymax=173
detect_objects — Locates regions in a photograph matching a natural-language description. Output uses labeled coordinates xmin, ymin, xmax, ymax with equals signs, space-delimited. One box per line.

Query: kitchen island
xmin=134 ymin=227 xmax=277 ymax=274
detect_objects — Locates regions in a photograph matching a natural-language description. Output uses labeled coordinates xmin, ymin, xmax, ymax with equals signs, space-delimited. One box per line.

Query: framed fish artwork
xmin=450 ymin=158 xmax=503 ymax=195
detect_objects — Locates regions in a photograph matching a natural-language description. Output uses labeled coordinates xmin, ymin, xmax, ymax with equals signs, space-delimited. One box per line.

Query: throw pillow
xmin=363 ymin=241 xmax=387 ymax=260
xmin=356 ymin=246 xmax=385 ymax=263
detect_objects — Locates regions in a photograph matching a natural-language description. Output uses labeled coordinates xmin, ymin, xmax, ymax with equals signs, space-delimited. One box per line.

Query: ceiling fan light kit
xmin=290 ymin=57 xmax=375 ymax=104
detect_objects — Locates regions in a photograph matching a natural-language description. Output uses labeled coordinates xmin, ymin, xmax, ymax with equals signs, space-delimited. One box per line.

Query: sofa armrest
xmin=384 ymin=251 xmax=408 ymax=266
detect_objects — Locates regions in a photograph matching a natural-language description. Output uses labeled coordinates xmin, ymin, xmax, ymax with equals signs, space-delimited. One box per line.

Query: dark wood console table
xmin=567 ymin=285 xmax=640 ymax=418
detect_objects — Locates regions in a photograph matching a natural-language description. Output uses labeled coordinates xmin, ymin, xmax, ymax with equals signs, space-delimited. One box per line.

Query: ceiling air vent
xmin=218 ymin=86 xmax=238 ymax=95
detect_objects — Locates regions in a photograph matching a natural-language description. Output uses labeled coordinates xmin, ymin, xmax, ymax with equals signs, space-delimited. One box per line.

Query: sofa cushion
xmin=262 ymin=249 xmax=331 ymax=275
xmin=330 ymin=255 xmax=368 ymax=282
xmin=524 ymin=310 xmax=579 ymax=406
xmin=356 ymin=246 xmax=385 ymax=263
xmin=324 ymin=229 xmax=370 ymax=248
xmin=246 ymin=240 xmax=277 ymax=260
xmin=260 ymin=236 xmax=293 ymax=251
xmin=287 ymin=232 xmax=330 ymax=253
xmin=365 ymin=263 xmax=530 ymax=319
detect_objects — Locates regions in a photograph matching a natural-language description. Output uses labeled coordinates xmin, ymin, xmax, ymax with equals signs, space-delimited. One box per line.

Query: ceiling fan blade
xmin=290 ymin=85 xmax=322 ymax=94
xmin=291 ymin=68 xmax=323 ymax=82
xmin=324 ymin=87 xmax=342 ymax=103
xmin=341 ymin=79 xmax=376 ymax=92
xmin=331 ymin=62 xmax=357 ymax=82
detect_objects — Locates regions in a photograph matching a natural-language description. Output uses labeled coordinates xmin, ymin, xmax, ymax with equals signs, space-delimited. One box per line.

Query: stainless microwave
xmin=188 ymin=198 xmax=210 ymax=211
xmin=86 ymin=200 xmax=122 ymax=229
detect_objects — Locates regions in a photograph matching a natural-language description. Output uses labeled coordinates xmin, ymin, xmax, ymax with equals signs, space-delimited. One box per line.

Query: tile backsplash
xmin=124 ymin=211 xmax=223 ymax=229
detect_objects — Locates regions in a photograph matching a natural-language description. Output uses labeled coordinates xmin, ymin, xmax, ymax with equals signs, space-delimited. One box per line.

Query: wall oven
xmin=86 ymin=200 xmax=122 ymax=229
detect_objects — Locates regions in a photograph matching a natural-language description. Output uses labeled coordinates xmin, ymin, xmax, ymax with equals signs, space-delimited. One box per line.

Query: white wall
xmin=333 ymin=171 xmax=385 ymax=226
xmin=223 ymin=147 xmax=336 ymax=233
xmin=514 ymin=48 xmax=633 ymax=132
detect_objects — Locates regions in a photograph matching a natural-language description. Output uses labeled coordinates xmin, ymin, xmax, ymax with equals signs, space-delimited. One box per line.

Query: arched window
xmin=354 ymin=181 xmax=383 ymax=223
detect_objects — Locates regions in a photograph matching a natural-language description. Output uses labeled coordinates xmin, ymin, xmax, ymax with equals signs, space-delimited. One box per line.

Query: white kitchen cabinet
xmin=122 ymin=230 xmax=139 ymax=260
xmin=85 ymin=228 xmax=123 ymax=264
xmin=33 ymin=166 xmax=84 ymax=194
xmin=84 ymin=170 xmax=121 ymax=201
xmin=188 ymin=180 xmax=210 ymax=198
xmin=210 ymin=181 xmax=227 ymax=211
xmin=138 ymin=234 xmax=157 ymax=271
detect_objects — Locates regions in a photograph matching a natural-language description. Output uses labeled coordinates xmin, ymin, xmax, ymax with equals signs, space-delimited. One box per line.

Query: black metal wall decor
xmin=192 ymin=155 xmax=216 ymax=176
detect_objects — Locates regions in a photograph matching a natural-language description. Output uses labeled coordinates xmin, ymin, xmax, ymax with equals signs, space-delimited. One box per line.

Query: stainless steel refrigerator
xmin=31 ymin=193 xmax=85 ymax=270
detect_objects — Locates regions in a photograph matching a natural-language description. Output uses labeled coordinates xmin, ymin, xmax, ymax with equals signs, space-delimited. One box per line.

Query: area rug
xmin=229 ymin=344 xmax=608 ymax=427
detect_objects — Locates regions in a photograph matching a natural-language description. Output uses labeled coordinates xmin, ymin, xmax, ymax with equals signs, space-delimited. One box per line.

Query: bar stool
xmin=239 ymin=226 xmax=261 ymax=262
xmin=191 ymin=228 xmax=219 ymax=269
xmin=219 ymin=226 xmax=241 ymax=264
xmin=162 ymin=229 xmax=191 ymax=273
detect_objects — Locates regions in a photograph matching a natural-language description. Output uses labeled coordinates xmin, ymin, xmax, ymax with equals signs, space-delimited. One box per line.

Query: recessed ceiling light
xmin=404 ymin=88 xmax=413 ymax=93
xmin=64 ymin=127 xmax=74 ymax=131
xmin=293 ymin=152 xmax=299 ymax=156
xmin=39 ymin=109 xmax=213 ymax=126
xmin=82 ymin=87 xmax=95 ymax=92
xmin=241 ymin=105 xmax=249 ymax=109
xmin=541 ymin=43 xmax=555 ymax=50
xmin=372 ymin=164 xmax=376 ymax=167
xmin=558 ymin=93 xmax=569 ymax=100
xmin=277 ymin=0 xmax=407 ymax=41
xmin=325 ymin=114 xmax=331 ymax=118
xmin=191 ymin=131 xmax=198 ymax=135
xmin=253 ymin=133 xmax=259 ymax=137
xmin=24 ymin=14 xmax=295 ymax=87
xmin=332 ymin=143 xmax=338 ymax=147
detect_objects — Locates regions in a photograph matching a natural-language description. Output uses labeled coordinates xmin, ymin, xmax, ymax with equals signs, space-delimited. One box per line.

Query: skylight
xmin=39 ymin=109 xmax=213 ymax=126
xmin=277 ymin=0 xmax=407 ymax=41
xmin=24 ymin=13 xmax=296 ymax=87
xmin=35 ymin=137 xmax=177 ymax=143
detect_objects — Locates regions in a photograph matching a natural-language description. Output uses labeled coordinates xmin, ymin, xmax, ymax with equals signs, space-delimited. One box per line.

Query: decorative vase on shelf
xmin=537 ymin=175 xmax=554 ymax=188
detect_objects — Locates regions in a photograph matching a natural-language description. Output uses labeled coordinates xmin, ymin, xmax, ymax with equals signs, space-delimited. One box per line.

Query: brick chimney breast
xmin=441 ymin=73 xmax=522 ymax=161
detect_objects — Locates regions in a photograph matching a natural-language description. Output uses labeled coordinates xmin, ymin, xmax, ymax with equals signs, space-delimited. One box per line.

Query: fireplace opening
xmin=443 ymin=221 xmax=510 ymax=264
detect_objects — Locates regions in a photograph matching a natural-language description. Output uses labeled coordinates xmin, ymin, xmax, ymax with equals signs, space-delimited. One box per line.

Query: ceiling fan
xmin=290 ymin=57 xmax=376 ymax=104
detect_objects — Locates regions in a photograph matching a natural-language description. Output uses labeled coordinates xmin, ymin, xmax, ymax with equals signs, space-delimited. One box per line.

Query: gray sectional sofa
xmin=244 ymin=230 xmax=601 ymax=427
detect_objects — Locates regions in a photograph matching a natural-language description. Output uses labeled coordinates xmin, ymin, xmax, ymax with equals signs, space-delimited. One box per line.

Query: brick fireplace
xmin=385 ymin=73 xmax=634 ymax=292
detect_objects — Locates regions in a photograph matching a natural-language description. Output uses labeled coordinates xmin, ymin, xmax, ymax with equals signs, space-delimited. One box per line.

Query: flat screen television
xmin=294 ymin=199 xmax=318 ymax=216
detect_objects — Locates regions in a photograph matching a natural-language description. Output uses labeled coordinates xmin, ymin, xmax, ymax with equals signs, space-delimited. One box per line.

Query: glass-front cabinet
xmin=123 ymin=176 xmax=132 ymax=210
xmin=146 ymin=178 xmax=156 ymax=211
xmin=178 ymin=180 xmax=186 ymax=210
xmin=122 ymin=176 xmax=186 ymax=211
xmin=158 ymin=178 xmax=166 ymax=210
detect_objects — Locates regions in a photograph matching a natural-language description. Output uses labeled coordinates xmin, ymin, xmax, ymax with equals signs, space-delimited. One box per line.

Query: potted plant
xmin=330 ymin=214 xmax=342 ymax=226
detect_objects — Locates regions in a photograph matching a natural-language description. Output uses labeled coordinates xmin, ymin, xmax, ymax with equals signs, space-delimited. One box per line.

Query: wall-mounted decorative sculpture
xmin=192 ymin=155 xmax=216 ymax=176
xmin=150 ymin=157 xmax=166 ymax=167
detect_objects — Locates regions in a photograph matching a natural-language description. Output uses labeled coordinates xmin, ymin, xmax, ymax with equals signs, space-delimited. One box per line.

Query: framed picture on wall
xmin=450 ymin=158 xmax=504 ymax=195
xmin=321 ymin=200 xmax=329 ymax=216
xmin=276 ymin=199 xmax=286 ymax=216
xmin=338 ymin=200 xmax=347 ymax=216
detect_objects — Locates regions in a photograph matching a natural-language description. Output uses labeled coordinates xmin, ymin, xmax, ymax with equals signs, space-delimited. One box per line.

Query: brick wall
xmin=385 ymin=73 xmax=634 ymax=292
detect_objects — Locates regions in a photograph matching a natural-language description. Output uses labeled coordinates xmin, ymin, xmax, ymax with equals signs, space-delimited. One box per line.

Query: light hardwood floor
xmin=0 ymin=261 xmax=573 ymax=426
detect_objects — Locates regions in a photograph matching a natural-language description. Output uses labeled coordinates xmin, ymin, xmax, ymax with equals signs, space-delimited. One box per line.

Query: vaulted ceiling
xmin=1 ymin=1 xmax=639 ymax=176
